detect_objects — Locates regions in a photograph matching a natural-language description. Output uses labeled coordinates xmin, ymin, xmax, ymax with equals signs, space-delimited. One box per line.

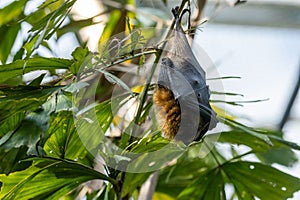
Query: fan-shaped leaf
xmin=0 ymin=157 xmax=115 ymax=200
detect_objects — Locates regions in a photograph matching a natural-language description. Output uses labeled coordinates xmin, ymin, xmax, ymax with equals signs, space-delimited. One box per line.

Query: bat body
xmin=153 ymin=7 xmax=218 ymax=144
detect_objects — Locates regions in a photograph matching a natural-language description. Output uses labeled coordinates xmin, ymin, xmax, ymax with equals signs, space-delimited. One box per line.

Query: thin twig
xmin=278 ymin=61 xmax=300 ymax=130
xmin=100 ymin=49 xmax=158 ymax=71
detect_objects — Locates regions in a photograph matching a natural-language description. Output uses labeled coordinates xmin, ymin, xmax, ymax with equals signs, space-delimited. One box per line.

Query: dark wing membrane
xmin=157 ymin=57 xmax=217 ymax=142
xmin=179 ymin=91 xmax=218 ymax=141
xmin=158 ymin=57 xmax=194 ymax=100
xmin=165 ymin=33 xmax=206 ymax=79
xmin=180 ymin=64 xmax=218 ymax=138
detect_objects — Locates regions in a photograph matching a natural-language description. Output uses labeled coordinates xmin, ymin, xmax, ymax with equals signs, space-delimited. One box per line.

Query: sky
xmin=195 ymin=23 xmax=300 ymax=199
xmin=247 ymin=0 xmax=300 ymax=4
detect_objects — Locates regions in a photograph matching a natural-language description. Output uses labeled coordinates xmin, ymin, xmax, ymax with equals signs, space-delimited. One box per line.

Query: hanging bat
xmin=153 ymin=7 xmax=218 ymax=144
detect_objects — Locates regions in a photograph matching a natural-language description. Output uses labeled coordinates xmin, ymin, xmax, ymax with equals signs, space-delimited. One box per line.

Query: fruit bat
xmin=153 ymin=7 xmax=218 ymax=144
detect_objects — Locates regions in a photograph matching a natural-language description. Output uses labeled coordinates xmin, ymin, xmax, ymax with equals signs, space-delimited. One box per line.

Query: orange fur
xmin=153 ymin=86 xmax=181 ymax=139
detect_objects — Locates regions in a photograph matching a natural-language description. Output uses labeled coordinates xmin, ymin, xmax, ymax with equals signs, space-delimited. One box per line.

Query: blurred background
xmin=196 ymin=0 xmax=300 ymax=186
xmin=1 ymin=0 xmax=299 ymax=198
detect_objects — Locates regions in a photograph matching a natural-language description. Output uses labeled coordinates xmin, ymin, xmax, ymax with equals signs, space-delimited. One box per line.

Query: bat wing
xmin=157 ymin=57 xmax=193 ymax=100
xmin=165 ymin=27 xmax=206 ymax=80
xmin=157 ymin=57 xmax=217 ymax=142
xmin=179 ymin=64 xmax=218 ymax=136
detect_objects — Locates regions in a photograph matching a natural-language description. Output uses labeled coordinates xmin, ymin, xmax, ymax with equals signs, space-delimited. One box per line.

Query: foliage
xmin=0 ymin=0 xmax=299 ymax=199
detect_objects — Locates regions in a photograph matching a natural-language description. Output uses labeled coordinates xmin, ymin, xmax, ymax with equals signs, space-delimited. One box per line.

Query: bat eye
xmin=194 ymin=80 xmax=199 ymax=84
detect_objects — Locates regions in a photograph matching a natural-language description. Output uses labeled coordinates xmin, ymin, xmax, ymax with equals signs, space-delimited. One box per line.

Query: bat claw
xmin=171 ymin=6 xmax=191 ymax=31
xmin=171 ymin=6 xmax=180 ymax=19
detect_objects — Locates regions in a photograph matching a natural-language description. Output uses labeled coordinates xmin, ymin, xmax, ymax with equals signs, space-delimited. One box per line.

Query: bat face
xmin=153 ymin=7 xmax=218 ymax=144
